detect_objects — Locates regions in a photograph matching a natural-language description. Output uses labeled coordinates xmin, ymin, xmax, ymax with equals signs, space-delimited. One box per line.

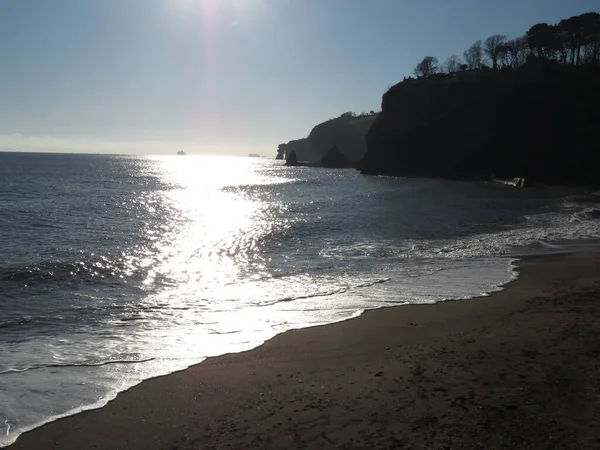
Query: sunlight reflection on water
xmin=148 ymin=155 xmax=288 ymax=289
xmin=129 ymin=156 xmax=299 ymax=364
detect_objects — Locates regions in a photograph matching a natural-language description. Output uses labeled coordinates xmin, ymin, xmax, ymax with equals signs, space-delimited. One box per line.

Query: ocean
xmin=1 ymin=152 xmax=599 ymax=447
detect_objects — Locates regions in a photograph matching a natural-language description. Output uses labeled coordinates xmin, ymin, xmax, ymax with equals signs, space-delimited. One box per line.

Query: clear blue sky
xmin=0 ymin=0 xmax=596 ymax=155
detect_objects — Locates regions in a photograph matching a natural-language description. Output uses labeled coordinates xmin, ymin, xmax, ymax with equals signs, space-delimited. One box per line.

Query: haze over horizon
xmin=0 ymin=0 xmax=596 ymax=156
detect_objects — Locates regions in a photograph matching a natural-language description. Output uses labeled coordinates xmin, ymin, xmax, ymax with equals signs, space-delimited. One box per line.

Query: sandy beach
xmin=8 ymin=251 xmax=600 ymax=449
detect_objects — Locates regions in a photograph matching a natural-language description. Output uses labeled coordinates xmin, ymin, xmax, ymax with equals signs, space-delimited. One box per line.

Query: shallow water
xmin=0 ymin=153 xmax=598 ymax=446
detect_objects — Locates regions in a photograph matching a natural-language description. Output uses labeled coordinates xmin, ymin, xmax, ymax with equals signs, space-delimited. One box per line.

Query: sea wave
xmin=0 ymin=256 xmax=165 ymax=288
xmin=0 ymin=358 xmax=156 ymax=375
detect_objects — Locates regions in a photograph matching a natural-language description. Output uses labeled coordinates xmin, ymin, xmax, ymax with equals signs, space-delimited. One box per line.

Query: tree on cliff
xmin=582 ymin=13 xmax=600 ymax=64
xmin=583 ymin=31 xmax=600 ymax=65
xmin=559 ymin=13 xmax=600 ymax=65
xmin=496 ymin=44 xmax=512 ymax=68
xmin=525 ymin=14 xmax=600 ymax=66
xmin=414 ymin=56 xmax=439 ymax=77
xmin=443 ymin=54 xmax=462 ymax=73
xmin=526 ymin=23 xmax=557 ymax=59
xmin=505 ymin=37 xmax=529 ymax=68
xmin=339 ymin=111 xmax=357 ymax=120
xmin=463 ymin=41 xmax=484 ymax=69
xmin=484 ymin=35 xmax=507 ymax=69
xmin=559 ymin=15 xmax=585 ymax=65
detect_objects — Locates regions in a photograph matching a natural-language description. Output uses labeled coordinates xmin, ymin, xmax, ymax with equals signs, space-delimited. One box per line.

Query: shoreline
xmin=8 ymin=251 xmax=600 ymax=449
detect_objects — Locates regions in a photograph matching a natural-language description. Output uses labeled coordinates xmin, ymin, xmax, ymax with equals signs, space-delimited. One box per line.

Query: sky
xmin=0 ymin=0 xmax=597 ymax=156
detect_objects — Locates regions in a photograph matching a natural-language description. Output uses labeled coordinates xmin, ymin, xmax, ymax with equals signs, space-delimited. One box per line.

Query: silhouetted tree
xmin=554 ymin=27 xmax=572 ymax=66
xmin=414 ymin=56 xmax=439 ymax=77
xmin=339 ymin=111 xmax=357 ymax=120
xmin=559 ymin=12 xmax=600 ymax=65
xmin=496 ymin=44 xmax=512 ymax=68
xmin=582 ymin=12 xmax=600 ymax=64
xmin=559 ymin=15 xmax=585 ymax=65
xmin=582 ymin=26 xmax=600 ymax=65
xmin=463 ymin=41 xmax=484 ymax=70
xmin=443 ymin=54 xmax=462 ymax=73
xmin=505 ymin=37 xmax=529 ymax=68
xmin=526 ymin=23 xmax=556 ymax=59
xmin=484 ymin=35 xmax=507 ymax=69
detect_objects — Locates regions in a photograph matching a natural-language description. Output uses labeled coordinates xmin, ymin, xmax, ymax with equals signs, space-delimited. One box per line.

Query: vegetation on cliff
xmin=362 ymin=12 xmax=600 ymax=185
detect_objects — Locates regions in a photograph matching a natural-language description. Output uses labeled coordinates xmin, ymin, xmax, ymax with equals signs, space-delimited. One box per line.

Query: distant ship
xmin=248 ymin=153 xmax=260 ymax=157
xmin=177 ymin=150 xmax=186 ymax=156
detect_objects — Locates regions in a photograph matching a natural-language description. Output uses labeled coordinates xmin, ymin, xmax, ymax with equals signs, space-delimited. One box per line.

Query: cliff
xmin=361 ymin=64 xmax=600 ymax=186
xmin=276 ymin=114 xmax=376 ymax=163
xmin=276 ymin=138 xmax=310 ymax=160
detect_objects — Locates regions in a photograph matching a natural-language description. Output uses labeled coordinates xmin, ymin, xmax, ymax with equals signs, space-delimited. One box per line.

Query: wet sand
xmin=8 ymin=251 xmax=600 ymax=449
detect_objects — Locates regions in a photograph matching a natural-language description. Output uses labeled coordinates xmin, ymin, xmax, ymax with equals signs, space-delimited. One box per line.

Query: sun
xmin=167 ymin=0 xmax=267 ymax=63
xmin=171 ymin=0 xmax=263 ymax=19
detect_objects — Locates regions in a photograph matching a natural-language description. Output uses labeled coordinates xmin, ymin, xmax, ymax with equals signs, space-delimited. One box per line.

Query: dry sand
xmin=8 ymin=252 xmax=600 ymax=449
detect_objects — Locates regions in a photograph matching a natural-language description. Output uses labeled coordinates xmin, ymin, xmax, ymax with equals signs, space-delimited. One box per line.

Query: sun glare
xmin=168 ymin=0 xmax=265 ymax=68
xmin=171 ymin=0 xmax=263 ymax=20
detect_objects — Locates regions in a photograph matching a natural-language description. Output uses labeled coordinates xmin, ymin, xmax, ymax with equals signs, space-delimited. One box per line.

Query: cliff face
xmin=362 ymin=65 xmax=600 ymax=185
xmin=276 ymin=115 xmax=376 ymax=162
xmin=276 ymin=138 xmax=310 ymax=160
xmin=307 ymin=117 xmax=368 ymax=161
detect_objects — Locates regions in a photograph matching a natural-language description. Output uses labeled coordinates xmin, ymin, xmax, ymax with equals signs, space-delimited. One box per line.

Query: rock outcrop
xmin=362 ymin=64 xmax=600 ymax=186
xmin=276 ymin=114 xmax=377 ymax=164
xmin=320 ymin=145 xmax=354 ymax=168
xmin=284 ymin=150 xmax=298 ymax=166
xmin=277 ymin=138 xmax=310 ymax=160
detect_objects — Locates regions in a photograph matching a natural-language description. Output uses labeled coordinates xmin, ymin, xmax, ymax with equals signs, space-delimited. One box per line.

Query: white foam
xmin=0 ymin=254 xmax=519 ymax=448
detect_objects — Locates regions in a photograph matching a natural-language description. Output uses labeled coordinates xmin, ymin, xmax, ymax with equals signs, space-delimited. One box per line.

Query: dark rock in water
xmin=308 ymin=117 xmax=368 ymax=162
xmin=277 ymin=139 xmax=310 ymax=161
xmin=320 ymin=145 xmax=353 ymax=168
xmin=282 ymin=146 xmax=359 ymax=169
xmin=285 ymin=150 xmax=298 ymax=166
